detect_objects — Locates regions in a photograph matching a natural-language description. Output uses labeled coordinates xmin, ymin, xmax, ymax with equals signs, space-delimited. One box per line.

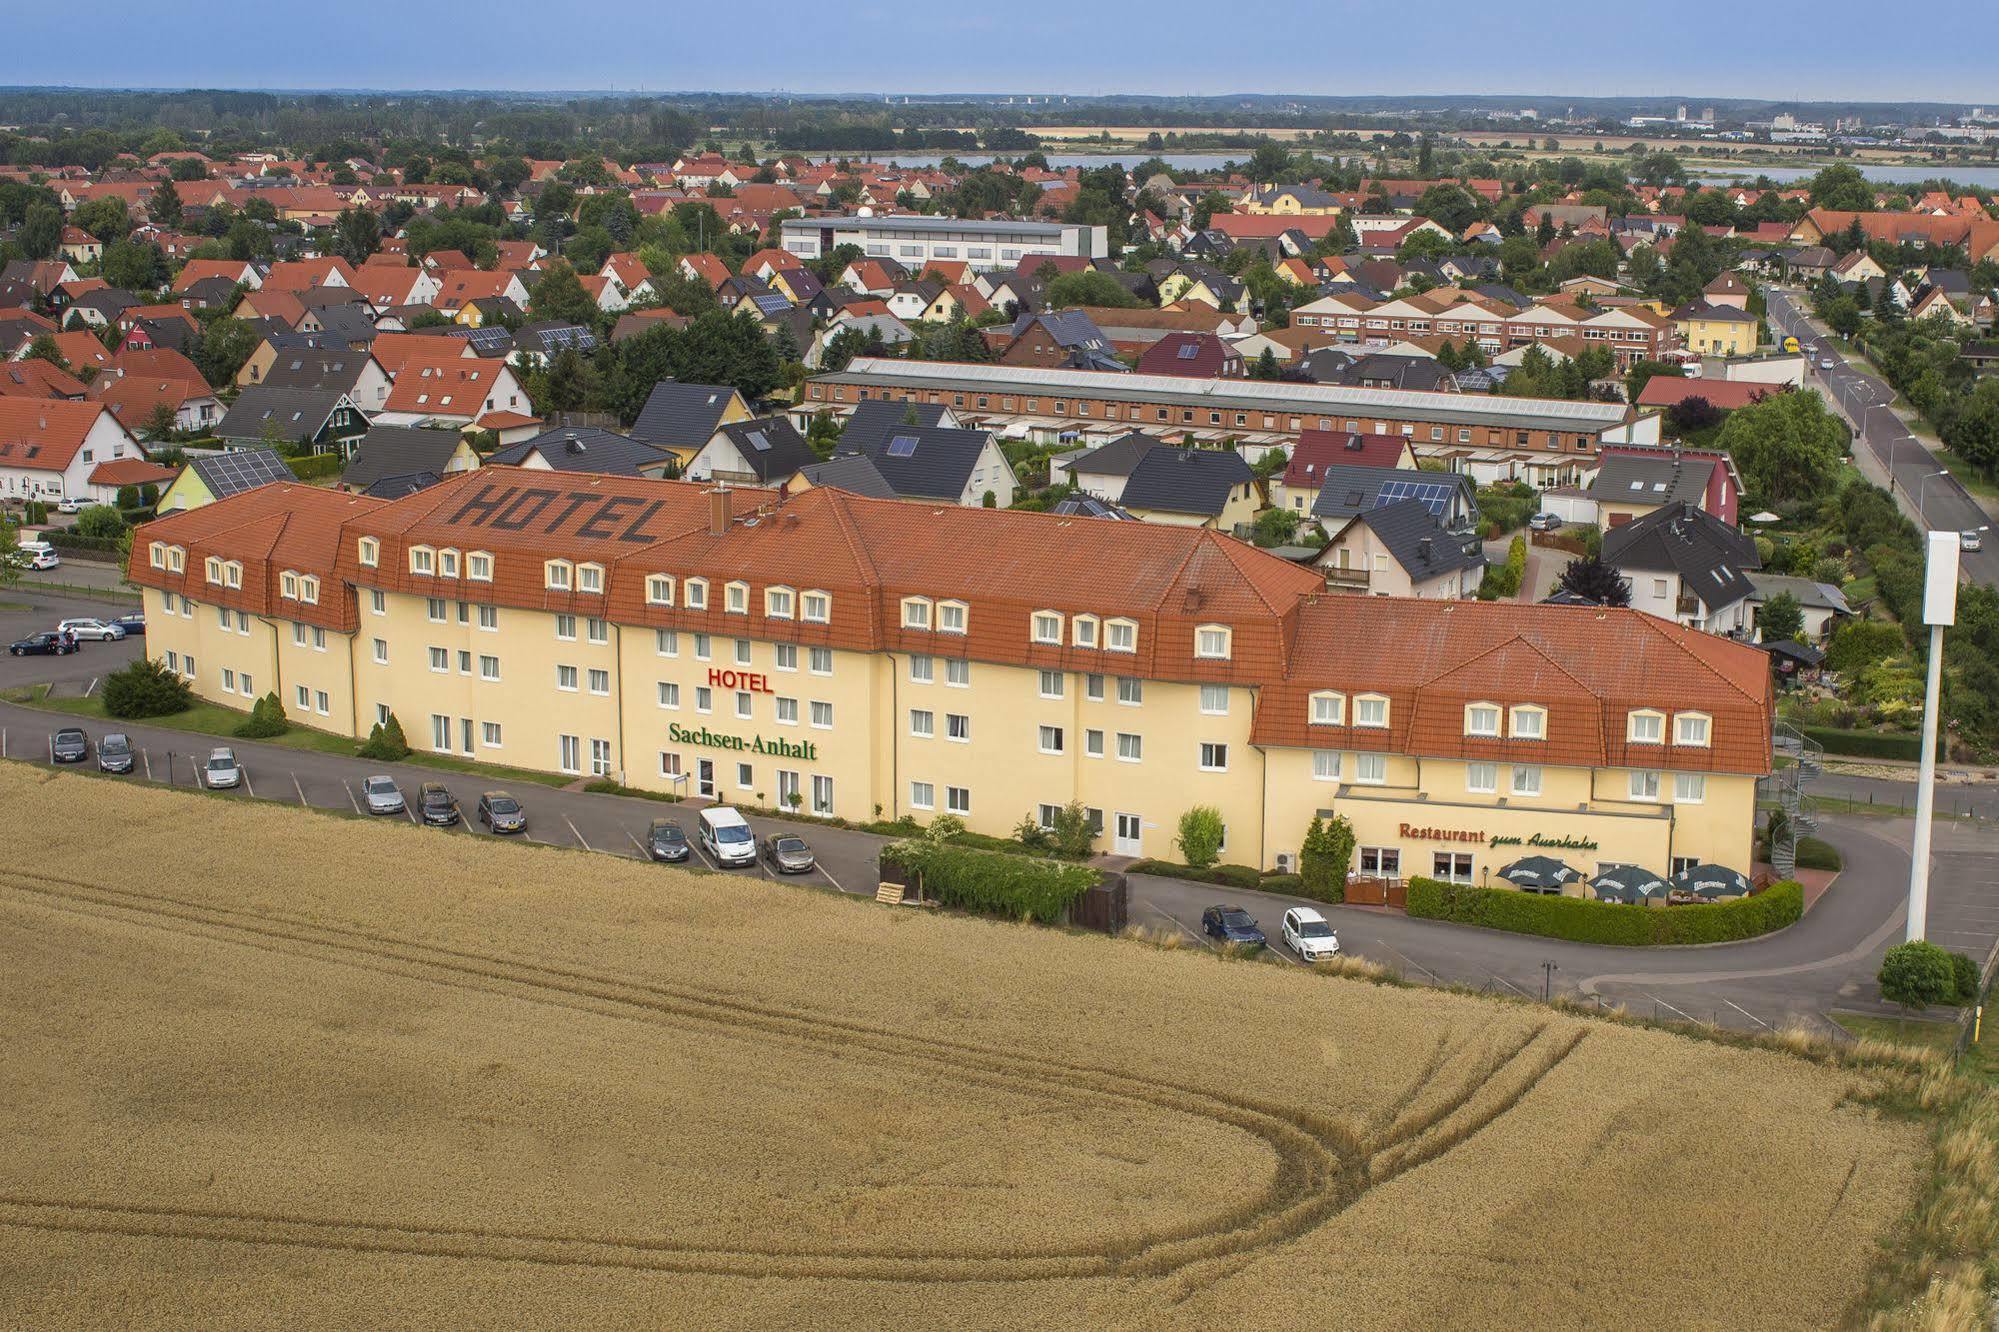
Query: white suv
xmin=1281 ymin=907 xmax=1341 ymax=961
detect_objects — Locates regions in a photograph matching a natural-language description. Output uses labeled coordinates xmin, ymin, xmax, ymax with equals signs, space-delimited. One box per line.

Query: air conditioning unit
xmin=1275 ymin=853 xmax=1295 ymax=873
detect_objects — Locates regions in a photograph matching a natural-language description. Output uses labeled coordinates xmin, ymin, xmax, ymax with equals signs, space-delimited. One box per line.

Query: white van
xmin=698 ymin=806 xmax=756 ymax=867
xmin=16 ymin=540 xmax=58 ymax=571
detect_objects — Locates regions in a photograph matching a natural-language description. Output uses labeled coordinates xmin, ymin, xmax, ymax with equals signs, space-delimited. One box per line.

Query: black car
xmin=418 ymin=782 xmax=461 ymax=827
xmin=9 ymin=632 xmax=75 ymax=657
xmin=1200 ymin=905 xmax=1267 ymax=950
xmin=109 ymin=613 xmax=146 ymax=638
xmin=476 ymin=790 xmax=526 ymax=833
xmin=646 ymin=819 xmax=691 ymax=862
xmin=97 ymin=732 xmax=135 ymax=774
xmin=51 ymin=727 xmax=88 ymax=763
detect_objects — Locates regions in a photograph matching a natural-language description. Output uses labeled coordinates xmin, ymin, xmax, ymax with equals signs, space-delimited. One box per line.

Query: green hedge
xmin=285 ymin=453 xmax=345 ymax=481
xmin=885 ymin=840 xmax=1099 ymax=922
xmin=1127 ymin=859 xmax=1264 ymax=890
xmin=1802 ymin=725 xmax=1922 ymax=762
xmin=1405 ymin=877 xmax=1804 ymax=945
xmin=1795 ymin=836 xmax=1843 ymax=871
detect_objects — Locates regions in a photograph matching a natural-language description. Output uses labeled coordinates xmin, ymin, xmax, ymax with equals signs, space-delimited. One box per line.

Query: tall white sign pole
xmin=1907 ymin=530 xmax=1959 ymax=943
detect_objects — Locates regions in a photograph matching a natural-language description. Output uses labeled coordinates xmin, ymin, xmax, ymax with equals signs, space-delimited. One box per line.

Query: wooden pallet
xmin=875 ymin=881 xmax=906 ymax=906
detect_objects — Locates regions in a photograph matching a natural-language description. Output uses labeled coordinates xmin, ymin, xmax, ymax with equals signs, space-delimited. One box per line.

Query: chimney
xmin=1417 ymin=536 xmax=1433 ymax=564
xmin=708 ymin=487 xmax=733 ymax=535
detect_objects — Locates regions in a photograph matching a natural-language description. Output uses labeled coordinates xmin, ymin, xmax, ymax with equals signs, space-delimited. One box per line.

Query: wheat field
xmin=0 ymin=766 xmax=1929 ymax=1329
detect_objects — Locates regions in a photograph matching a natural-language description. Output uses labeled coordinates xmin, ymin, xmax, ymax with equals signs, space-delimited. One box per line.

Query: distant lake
xmin=1688 ymin=162 xmax=1999 ymax=189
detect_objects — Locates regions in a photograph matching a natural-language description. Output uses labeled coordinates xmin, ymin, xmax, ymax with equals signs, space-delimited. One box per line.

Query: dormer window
xmin=544 ymin=559 xmax=572 ymax=591
xmin=167 ymin=546 xmax=185 ymax=573
xmin=467 ymin=551 xmax=492 ymax=582
xmin=801 ymin=590 xmax=831 ymax=623
xmin=765 ymin=586 xmax=795 ymax=619
xmin=685 ymin=577 xmax=708 ymax=610
xmin=148 ymin=541 xmax=165 ymax=569
xmin=1194 ymin=624 xmax=1231 ymax=660
xmin=280 ymin=571 xmax=299 ymax=599
xmin=1031 ymin=610 xmax=1062 ymax=644
xmin=578 ymin=563 xmax=604 ymax=594
xmin=725 ymin=580 xmax=749 ymax=614
xmin=204 ymin=556 xmax=223 ymax=585
xmin=223 ymin=561 xmax=242 ymax=589
xmin=1628 ymin=709 xmax=1665 ymax=744
xmin=1105 ymin=617 xmax=1137 ymax=652
xmin=1465 ymin=702 xmax=1501 ymax=737
xmin=409 ymin=545 xmax=434 ymax=576
xmin=298 ymin=576 xmax=318 ymax=605
xmin=646 ymin=574 xmax=675 ymax=606
xmin=1355 ymin=694 xmax=1389 ymax=728
xmin=1310 ymin=690 xmax=1344 ymax=725
xmin=901 ymin=596 xmax=932 ymax=630
xmin=1510 ymin=705 xmax=1547 ymax=740
xmin=438 ymin=548 xmax=459 ymax=578
xmin=938 ymin=600 xmax=968 ymax=634
xmin=357 ymin=536 xmax=379 ymax=568
xmin=1674 ymin=712 xmax=1711 ymax=747
xmin=1072 ymin=614 xmax=1099 ymax=649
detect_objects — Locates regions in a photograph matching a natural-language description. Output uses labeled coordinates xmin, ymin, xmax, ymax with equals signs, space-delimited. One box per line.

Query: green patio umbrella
xmin=1498 ymin=855 xmax=1581 ymax=892
xmin=1669 ymin=863 xmax=1754 ymax=899
xmin=1589 ymin=865 xmax=1670 ymax=904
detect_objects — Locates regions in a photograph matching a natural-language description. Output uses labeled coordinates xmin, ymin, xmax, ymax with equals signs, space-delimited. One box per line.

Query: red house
xmin=1136 ymin=332 xmax=1244 ymax=379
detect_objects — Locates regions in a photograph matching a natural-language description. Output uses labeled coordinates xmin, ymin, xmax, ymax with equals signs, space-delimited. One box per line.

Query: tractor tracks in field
xmin=0 ymin=869 xmax=1585 ymax=1286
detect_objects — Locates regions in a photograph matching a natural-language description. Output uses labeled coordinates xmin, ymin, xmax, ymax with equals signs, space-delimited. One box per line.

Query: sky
xmin=5 ymin=2 xmax=1996 ymax=105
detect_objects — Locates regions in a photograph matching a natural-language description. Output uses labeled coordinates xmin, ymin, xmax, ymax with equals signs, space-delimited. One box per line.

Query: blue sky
xmin=5 ymin=2 xmax=1991 ymax=103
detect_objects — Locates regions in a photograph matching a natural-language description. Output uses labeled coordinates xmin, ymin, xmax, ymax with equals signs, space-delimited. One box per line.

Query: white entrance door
xmin=1114 ymin=813 xmax=1142 ymax=857
xmin=697 ymin=759 xmax=715 ymax=799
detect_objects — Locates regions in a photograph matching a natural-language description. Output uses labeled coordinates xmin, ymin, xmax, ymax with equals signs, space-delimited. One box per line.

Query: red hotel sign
xmin=707 ymin=668 xmax=774 ymax=694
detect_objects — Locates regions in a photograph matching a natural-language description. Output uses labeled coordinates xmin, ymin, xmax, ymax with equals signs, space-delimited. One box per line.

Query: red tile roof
xmin=89 ymin=457 xmax=178 ymax=487
xmin=0 ymin=398 xmax=120 ymax=472
xmin=1281 ymin=430 xmax=1415 ymax=490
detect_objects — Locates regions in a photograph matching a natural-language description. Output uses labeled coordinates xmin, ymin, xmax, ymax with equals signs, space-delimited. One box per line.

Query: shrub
xmin=1126 ymin=860 xmax=1262 ymax=889
xmin=1298 ymin=813 xmax=1352 ymax=904
xmin=1947 ymin=950 xmax=1983 ymax=1006
xmin=285 ymin=452 xmax=344 ymax=481
xmin=1800 ymin=725 xmax=1922 ymax=762
xmin=1405 ymin=877 xmax=1804 ymax=945
xmin=1794 ymin=836 xmax=1842 ymax=871
xmin=1176 ymin=805 xmax=1226 ymax=869
xmin=1259 ymin=873 xmax=1304 ymax=895
xmin=72 ymin=504 xmax=127 ymax=540
xmin=232 ymin=691 xmax=289 ymax=739
xmin=884 ymin=840 xmax=1097 ymax=923
xmin=101 ymin=657 xmax=192 ymax=719
xmin=358 ymin=710 xmax=411 ymax=760
xmin=1877 ymin=940 xmax=1959 ymax=1013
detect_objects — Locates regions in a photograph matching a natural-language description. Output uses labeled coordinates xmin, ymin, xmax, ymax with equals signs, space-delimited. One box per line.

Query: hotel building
xmin=130 ymin=470 xmax=1772 ymax=884
xmin=778 ymin=215 xmax=1108 ymax=268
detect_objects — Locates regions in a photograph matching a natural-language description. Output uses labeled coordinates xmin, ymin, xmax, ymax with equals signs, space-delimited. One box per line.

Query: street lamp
xmin=1906 ymin=531 xmax=1961 ymax=943
xmin=1918 ymin=469 xmax=1948 ymax=526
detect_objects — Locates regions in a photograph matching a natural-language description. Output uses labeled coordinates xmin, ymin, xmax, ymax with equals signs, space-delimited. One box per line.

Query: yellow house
xmin=1238 ymin=185 xmax=1344 ymax=216
xmin=1672 ymin=301 xmax=1759 ymax=357
xmin=627 ymin=382 xmax=754 ymax=469
xmin=1117 ymin=447 xmax=1261 ymax=530
xmin=157 ymin=448 xmax=300 ymax=513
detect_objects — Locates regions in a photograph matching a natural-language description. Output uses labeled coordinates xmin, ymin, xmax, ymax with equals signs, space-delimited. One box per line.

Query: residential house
xmin=1063 ymin=430 xmax=1169 ymax=503
xmin=998 ymin=310 xmax=1122 ymax=371
xmin=787 ymin=453 xmax=899 ymax=500
xmin=684 ymin=416 xmax=820 ymax=486
xmin=257 ymin=344 xmax=392 ymax=413
xmin=0 ymin=398 xmax=147 ymax=504
xmin=1745 ymin=573 xmax=1851 ymax=643
xmin=1274 ymin=431 xmax=1417 ymax=512
xmin=627 ymin=380 xmax=753 ymax=468
xmin=1600 ymin=501 xmax=1760 ymax=634
xmin=339 ymin=424 xmax=482 ymax=494
xmin=1116 ymin=444 xmax=1258 ymax=529
xmin=156 ymin=446 xmax=297 ymax=512
xmin=832 ymin=423 xmax=1018 ymax=507
xmin=1315 ymin=498 xmax=1486 ymax=599
xmin=1587 ymin=448 xmax=1740 ymax=528
xmin=1136 ymin=332 xmax=1244 ymax=378
xmin=1702 ymin=271 xmax=1753 ymax=310
xmin=1672 ymin=300 xmax=1759 ymax=357
xmin=373 ymin=344 xmax=528 ymax=429
xmin=488 ymin=426 xmax=676 ymax=477
xmin=1307 ymin=463 xmax=1480 ymax=535
xmin=216 ymin=386 xmax=369 ymax=457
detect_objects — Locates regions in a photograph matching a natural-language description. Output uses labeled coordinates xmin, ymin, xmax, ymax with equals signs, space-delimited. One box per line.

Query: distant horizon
xmin=3 ymin=1 xmax=1993 ymax=105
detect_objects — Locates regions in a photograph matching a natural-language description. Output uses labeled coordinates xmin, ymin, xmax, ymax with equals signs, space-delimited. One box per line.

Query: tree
xmin=1251 ymin=507 xmax=1300 ymax=547
xmin=233 ymin=691 xmax=290 ymax=739
xmin=149 ymin=177 xmax=183 ymax=229
xmin=1046 ymin=269 xmax=1139 ymax=309
xmin=1250 ymin=346 xmax=1281 ymax=380
xmin=101 ymin=657 xmax=193 ymax=719
xmin=358 ymin=711 xmax=411 ymax=760
xmin=526 ymin=260 xmax=598 ymax=326
xmin=1715 ymin=389 xmax=1845 ymax=505
xmin=1756 ymin=590 xmax=1805 ymax=643
xmin=72 ymin=504 xmax=125 ymax=540
xmin=21 ymin=334 xmax=68 ymax=370
xmin=71 ymin=196 xmax=131 ymax=242
xmin=1821 ymin=293 xmax=1863 ymax=340
xmin=329 ymin=206 xmax=380 ymax=265
xmin=1877 ymin=940 xmax=1958 ymax=1016
xmin=19 ymin=202 xmax=61 ymax=259
xmin=192 ymin=317 xmax=260 ymax=388
xmin=1413 ymin=184 xmax=1480 ymax=235
xmin=1299 ymin=814 xmax=1354 ymax=902
xmin=1807 ymin=164 xmax=1875 ymax=213
xmin=1556 ymin=555 xmax=1632 ymax=606
xmin=0 ymin=518 xmax=18 ymax=590
xmin=1175 ymin=805 xmax=1226 ymax=870
xmin=101 ymin=240 xmax=164 ymax=292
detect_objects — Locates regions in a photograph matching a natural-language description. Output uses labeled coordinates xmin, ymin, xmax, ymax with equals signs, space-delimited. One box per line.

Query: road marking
xmin=141 ymin=749 xmax=151 ymax=781
xmin=564 ymin=816 xmax=590 ymax=851
xmin=1372 ymin=937 xmax=1442 ymax=984
xmin=404 ymin=794 xmax=417 ymax=825
xmin=626 ymin=830 xmax=649 ymax=857
xmin=343 ymin=780 xmax=361 ymax=816
xmin=292 ymin=772 xmax=307 ymax=806
xmin=1722 ymin=998 xmax=1772 ymax=1030
xmin=1 ymin=728 xmax=6 ymax=758
xmin=242 ymin=770 xmax=255 ymax=799
xmin=1647 ymin=992 xmax=1697 ymax=1023
xmin=690 ymin=839 xmax=720 ymax=872
xmin=1139 ymin=899 xmax=1205 ymax=947
xmin=83 ymin=677 xmax=96 ymax=698
xmin=814 ymin=861 xmax=844 ymax=893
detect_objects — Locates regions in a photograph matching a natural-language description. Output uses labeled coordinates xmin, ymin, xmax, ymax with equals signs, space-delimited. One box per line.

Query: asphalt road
xmin=2 ymin=586 xmax=1991 ymax=1036
xmin=1764 ymin=288 xmax=1998 ymax=584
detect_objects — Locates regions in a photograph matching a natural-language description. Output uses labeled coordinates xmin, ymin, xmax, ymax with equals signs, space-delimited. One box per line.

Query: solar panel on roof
xmin=746 ymin=430 xmax=771 ymax=452
xmin=1176 ymin=342 xmax=1200 ymax=359
xmin=1374 ymin=477 xmax=1455 ymax=517
xmin=886 ymin=435 xmax=919 ymax=457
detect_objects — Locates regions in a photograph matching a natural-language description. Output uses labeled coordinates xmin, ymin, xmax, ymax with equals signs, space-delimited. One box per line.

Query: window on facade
xmin=438 ymin=549 xmax=459 ymax=578
xmin=1117 ymin=676 xmax=1142 ymax=706
xmin=557 ymin=665 xmax=578 ymax=690
xmin=695 ymin=686 xmax=712 ymax=713
xmin=589 ymin=669 xmax=610 ymax=695
xmin=1510 ymin=705 xmax=1546 ymax=740
xmin=646 ymin=575 xmax=674 ymax=606
xmin=1465 ymin=703 xmax=1501 ymax=737
xmin=946 ymin=786 xmax=971 ymax=815
xmin=1355 ymin=695 xmax=1389 ymax=728
xmin=801 ymin=590 xmax=830 ymax=623
xmin=1310 ymin=691 xmax=1344 ymax=725
xmin=1466 ymin=762 xmax=1498 ymax=794
xmin=1512 ymin=765 xmax=1543 ymax=796
xmin=372 ymin=637 xmax=388 ymax=663
xmin=280 ymin=572 xmax=299 ymax=599
xmin=1628 ymin=710 xmax=1665 ymax=744
xmin=1116 ymin=732 xmax=1142 ymax=762
xmin=467 ymin=552 xmax=491 ymax=581
xmin=909 ymin=708 xmax=934 ymax=737
xmin=1039 ymin=670 xmax=1064 ymax=698
xmin=909 ymin=655 xmax=933 ymax=684
xmin=938 ymin=601 xmax=968 ymax=634
xmin=1039 ymin=725 xmax=1064 ymax=754
xmin=1629 ymin=770 xmax=1661 ymax=801
xmin=1085 ymin=729 xmax=1105 ymax=758
xmin=655 ymin=628 xmax=678 ymax=657
xmin=685 ymin=578 xmax=708 ymax=610
xmin=555 ymin=613 xmax=576 ymax=640
xmin=809 ymin=647 xmax=832 ymax=675
xmin=1072 ymin=615 xmax=1099 ymax=648
xmin=1195 ymin=625 xmax=1230 ymax=660
xmin=945 ymin=658 xmax=970 ymax=687
xmin=588 ymin=618 xmax=608 ymax=644
xmin=659 ymin=681 xmax=681 ymax=709
xmin=1031 ymin=611 xmax=1062 ymax=644
xmin=1675 ymin=713 xmax=1711 ymax=747
xmin=1200 ymin=742 xmax=1228 ymax=771
xmin=544 ymin=560 xmax=571 ymax=590
xmin=1674 ymin=773 xmax=1706 ymax=803
xmin=1313 ymin=750 xmax=1342 ymax=782
xmin=767 ymin=589 xmax=796 ymax=619
xmin=946 ymin=713 xmax=970 ymax=742
xmin=1355 ymin=753 xmax=1387 ymax=784
xmin=1200 ymin=684 xmax=1228 ymax=715
xmin=810 ymin=701 xmax=833 ymax=729
xmin=577 ymin=564 xmax=603 ymax=594
xmin=910 ymin=781 xmax=935 ymax=810
xmin=1105 ymin=618 xmax=1137 ymax=652
xmin=901 ymin=597 xmax=932 ymax=630
xmin=725 ymin=581 xmax=749 ymax=613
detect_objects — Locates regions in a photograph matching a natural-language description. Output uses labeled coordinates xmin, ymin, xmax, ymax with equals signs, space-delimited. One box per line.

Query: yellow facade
xmin=139 ymin=583 xmax=1760 ymax=878
xmin=1676 ymin=314 xmax=1756 ymax=357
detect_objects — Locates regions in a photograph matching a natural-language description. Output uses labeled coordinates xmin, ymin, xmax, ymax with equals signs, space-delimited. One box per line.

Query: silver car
xmin=204 ymin=747 xmax=242 ymax=789
xmin=57 ymin=617 xmax=125 ymax=641
xmin=361 ymin=774 xmax=405 ymax=815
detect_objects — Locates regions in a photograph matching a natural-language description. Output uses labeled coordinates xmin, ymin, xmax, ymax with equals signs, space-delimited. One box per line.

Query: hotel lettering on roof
xmin=130 ymin=469 xmax=1773 ymax=884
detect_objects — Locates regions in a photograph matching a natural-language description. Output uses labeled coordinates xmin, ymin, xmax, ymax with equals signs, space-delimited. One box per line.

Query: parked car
xmin=96 ymin=732 xmax=134 ymax=774
xmin=51 ymin=727 xmax=88 ymax=763
xmin=54 ymin=497 xmax=86 ymax=514
xmin=18 ymin=542 xmax=58 ymax=571
xmin=1281 ymin=907 xmax=1341 ymax=961
xmin=418 ymin=782 xmax=460 ymax=826
xmin=1963 ymin=530 xmax=1985 ymax=553
xmin=204 ymin=747 xmax=242 ymax=789
xmin=1528 ymin=512 xmax=1563 ymax=532
xmin=1819 ymin=357 xmax=1837 ymax=370
xmin=1200 ymin=905 xmax=1266 ymax=950
xmin=360 ymin=774 xmax=405 ymax=815
xmin=761 ymin=832 xmax=816 ymax=874
xmin=476 ymin=790 xmax=526 ymax=833
xmin=109 ymin=613 xmax=146 ymax=637
xmin=57 ymin=617 xmax=125 ymax=642
xmin=646 ymin=819 xmax=691 ymax=863
xmin=9 ymin=631 xmax=75 ymax=656
xmin=698 ymin=806 xmax=756 ymax=867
